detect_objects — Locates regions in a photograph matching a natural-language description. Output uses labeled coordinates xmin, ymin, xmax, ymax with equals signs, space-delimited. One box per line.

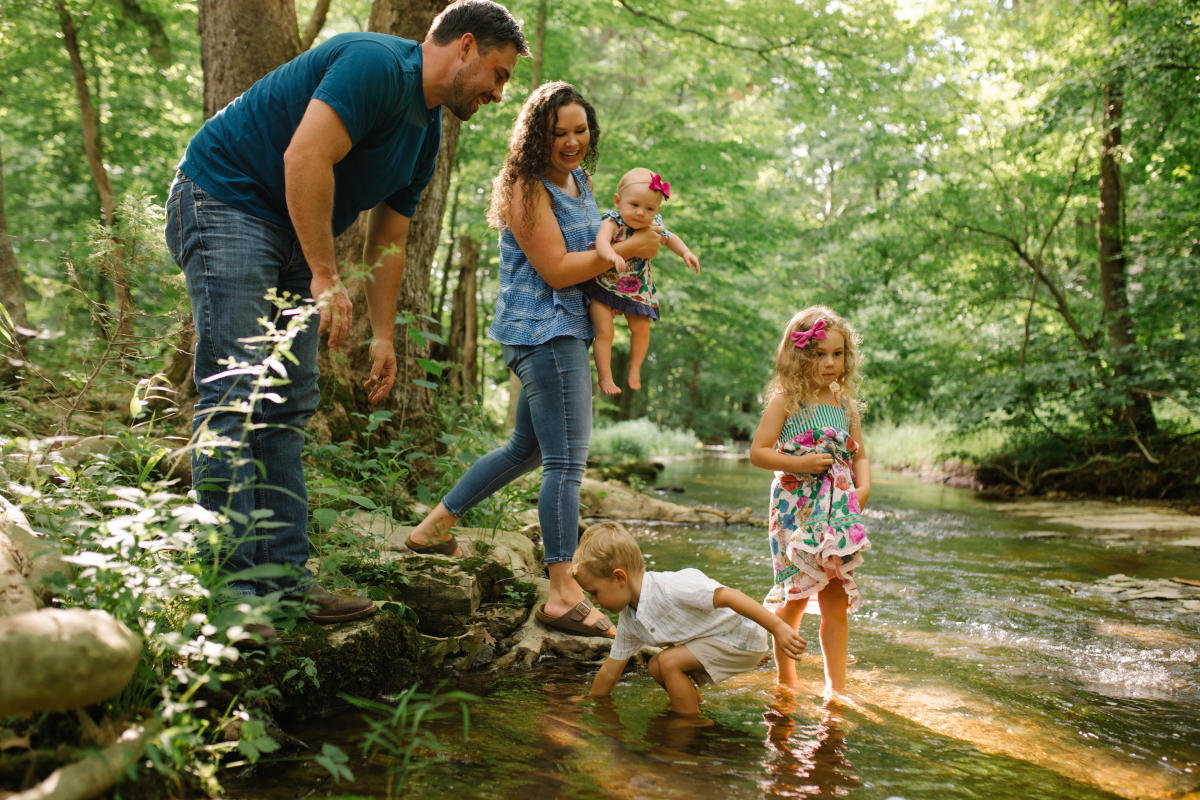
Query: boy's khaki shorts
xmin=682 ymin=636 xmax=770 ymax=685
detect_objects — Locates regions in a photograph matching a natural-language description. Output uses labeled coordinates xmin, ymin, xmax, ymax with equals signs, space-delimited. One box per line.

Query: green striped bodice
xmin=777 ymin=404 xmax=849 ymax=447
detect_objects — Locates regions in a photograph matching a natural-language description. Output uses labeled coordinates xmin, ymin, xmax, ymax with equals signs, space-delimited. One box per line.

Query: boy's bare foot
xmin=627 ymin=368 xmax=642 ymax=390
xmin=598 ymin=377 xmax=622 ymax=395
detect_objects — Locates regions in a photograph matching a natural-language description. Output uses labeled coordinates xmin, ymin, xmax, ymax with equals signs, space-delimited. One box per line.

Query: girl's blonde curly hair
xmin=766 ymin=305 xmax=864 ymax=421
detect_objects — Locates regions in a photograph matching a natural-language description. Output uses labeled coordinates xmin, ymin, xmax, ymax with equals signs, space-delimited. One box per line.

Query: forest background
xmin=0 ymin=0 xmax=1197 ymax=502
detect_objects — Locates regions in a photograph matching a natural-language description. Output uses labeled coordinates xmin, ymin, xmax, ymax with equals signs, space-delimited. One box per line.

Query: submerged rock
xmin=1090 ymin=573 xmax=1200 ymax=612
xmin=578 ymin=477 xmax=761 ymax=527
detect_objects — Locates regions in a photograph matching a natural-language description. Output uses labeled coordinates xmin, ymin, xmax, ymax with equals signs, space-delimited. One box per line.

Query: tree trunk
xmin=317 ymin=0 xmax=454 ymax=444
xmin=0 ymin=146 xmax=27 ymax=383
xmin=198 ymin=0 xmax=300 ymax=117
xmin=502 ymin=0 xmax=549 ymax=430
xmin=447 ymin=235 xmax=480 ymax=396
xmin=530 ymin=0 xmax=547 ymax=87
xmin=167 ymin=2 xmax=306 ymax=403
xmin=1097 ymin=67 xmax=1155 ymax=435
xmin=57 ymin=1 xmax=136 ymax=359
xmin=433 ymin=183 xmax=460 ymax=327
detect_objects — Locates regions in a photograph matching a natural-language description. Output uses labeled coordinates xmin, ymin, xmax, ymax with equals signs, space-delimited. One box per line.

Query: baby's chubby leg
xmin=626 ymin=313 xmax=651 ymax=390
xmin=647 ymin=645 xmax=705 ymax=716
xmin=589 ymin=301 xmax=622 ymax=395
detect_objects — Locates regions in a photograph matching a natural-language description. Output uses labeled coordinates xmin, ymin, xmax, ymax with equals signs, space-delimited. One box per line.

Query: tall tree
xmin=0 ymin=145 xmax=26 ymax=383
xmin=198 ymin=0 xmax=302 ymax=117
xmin=445 ymin=234 xmax=480 ymax=396
xmin=166 ymin=2 xmax=309 ymax=394
xmin=0 ymin=147 xmax=27 ymax=335
xmin=1096 ymin=0 xmax=1155 ymax=437
xmin=56 ymin=1 xmax=135 ymax=357
xmin=320 ymin=0 xmax=455 ymax=443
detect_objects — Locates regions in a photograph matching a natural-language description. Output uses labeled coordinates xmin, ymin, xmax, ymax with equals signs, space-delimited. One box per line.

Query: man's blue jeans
xmin=442 ymin=336 xmax=592 ymax=564
xmin=165 ymin=175 xmax=317 ymax=596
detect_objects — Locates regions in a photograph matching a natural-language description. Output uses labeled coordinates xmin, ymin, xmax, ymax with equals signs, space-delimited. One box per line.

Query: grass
xmin=589 ymin=417 xmax=700 ymax=462
xmin=867 ymin=417 xmax=1009 ymax=474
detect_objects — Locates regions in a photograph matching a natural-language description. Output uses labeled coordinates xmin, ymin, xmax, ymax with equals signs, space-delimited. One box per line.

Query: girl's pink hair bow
xmin=648 ymin=173 xmax=670 ymax=199
xmin=791 ymin=318 xmax=827 ymax=349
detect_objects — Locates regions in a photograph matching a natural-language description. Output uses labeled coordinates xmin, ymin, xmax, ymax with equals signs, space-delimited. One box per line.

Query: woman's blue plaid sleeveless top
xmin=488 ymin=168 xmax=601 ymax=345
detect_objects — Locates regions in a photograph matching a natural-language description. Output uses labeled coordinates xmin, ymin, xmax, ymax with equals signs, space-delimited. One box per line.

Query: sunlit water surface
xmin=241 ymin=459 xmax=1200 ymax=799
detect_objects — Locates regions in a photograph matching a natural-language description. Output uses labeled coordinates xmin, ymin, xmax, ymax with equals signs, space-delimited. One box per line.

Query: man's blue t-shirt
xmin=178 ymin=32 xmax=441 ymax=236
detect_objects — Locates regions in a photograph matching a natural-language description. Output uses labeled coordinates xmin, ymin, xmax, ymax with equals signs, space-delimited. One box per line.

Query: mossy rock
xmin=245 ymin=607 xmax=422 ymax=721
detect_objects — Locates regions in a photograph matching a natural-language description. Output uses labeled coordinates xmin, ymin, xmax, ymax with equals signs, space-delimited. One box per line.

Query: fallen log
xmin=10 ymin=720 xmax=161 ymax=800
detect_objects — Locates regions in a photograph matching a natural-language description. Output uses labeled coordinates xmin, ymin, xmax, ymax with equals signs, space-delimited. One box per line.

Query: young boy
xmin=572 ymin=522 xmax=807 ymax=715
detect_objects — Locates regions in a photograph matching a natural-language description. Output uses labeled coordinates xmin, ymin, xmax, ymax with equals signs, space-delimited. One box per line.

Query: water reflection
xmin=759 ymin=690 xmax=858 ymax=799
xmin=231 ymin=459 xmax=1200 ymax=800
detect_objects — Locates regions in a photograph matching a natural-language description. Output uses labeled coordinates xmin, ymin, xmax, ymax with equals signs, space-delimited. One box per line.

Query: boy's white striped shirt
xmin=609 ymin=568 xmax=769 ymax=662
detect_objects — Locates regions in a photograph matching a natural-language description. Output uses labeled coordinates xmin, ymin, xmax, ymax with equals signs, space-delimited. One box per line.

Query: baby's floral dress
xmin=582 ymin=210 xmax=667 ymax=320
xmin=763 ymin=402 xmax=871 ymax=613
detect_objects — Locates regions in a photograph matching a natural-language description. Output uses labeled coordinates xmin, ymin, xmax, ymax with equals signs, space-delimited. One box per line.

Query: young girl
xmin=749 ymin=306 xmax=872 ymax=700
xmin=585 ymin=167 xmax=700 ymax=394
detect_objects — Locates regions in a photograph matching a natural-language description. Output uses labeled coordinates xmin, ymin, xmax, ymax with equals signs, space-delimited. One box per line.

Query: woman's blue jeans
xmin=165 ymin=175 xmax=318 ymax=596
xmin=443 ymin=336 xmax=592 ymax=563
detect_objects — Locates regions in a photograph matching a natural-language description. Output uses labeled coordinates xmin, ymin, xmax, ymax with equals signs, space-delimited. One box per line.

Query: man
xmin=165 ymin=1 xmax=528 ymax=640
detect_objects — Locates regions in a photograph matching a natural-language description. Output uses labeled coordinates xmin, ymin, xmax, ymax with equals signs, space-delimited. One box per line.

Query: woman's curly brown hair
xmin=487 ymin=81 xmax=600 ymax=230
xmin=767 ymin=305 xmax=864 ymax=422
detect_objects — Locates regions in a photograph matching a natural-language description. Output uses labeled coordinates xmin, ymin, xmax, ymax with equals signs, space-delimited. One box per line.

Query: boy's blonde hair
xmin=571 ymin=521 xmax=645 ymax=579
xmin=767 ymin=305 xmax=863 ymax=419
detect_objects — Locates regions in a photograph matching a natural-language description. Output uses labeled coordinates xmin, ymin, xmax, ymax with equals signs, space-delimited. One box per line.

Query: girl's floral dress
xmin=763 ymin=402 xmax=871 ymax=613
xmin=582 ymin=209 xmax=667 ymax=320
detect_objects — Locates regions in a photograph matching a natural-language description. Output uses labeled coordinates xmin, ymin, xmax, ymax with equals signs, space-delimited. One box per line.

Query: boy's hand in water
xmin=772 ymin=624 xmax=807 ymax=660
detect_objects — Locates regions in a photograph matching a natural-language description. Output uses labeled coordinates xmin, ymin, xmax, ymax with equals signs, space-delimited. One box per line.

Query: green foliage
xmin=589 ymin=417 xmax=699 ymax=462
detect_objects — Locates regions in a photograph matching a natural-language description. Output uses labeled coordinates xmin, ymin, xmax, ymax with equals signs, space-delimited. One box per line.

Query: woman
xmin=404 ymin=82 xmax=663 ymax=637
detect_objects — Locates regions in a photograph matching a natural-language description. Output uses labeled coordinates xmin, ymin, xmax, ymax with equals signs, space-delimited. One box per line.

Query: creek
xmin=240 ymin=458 xmax=1200 ymax=799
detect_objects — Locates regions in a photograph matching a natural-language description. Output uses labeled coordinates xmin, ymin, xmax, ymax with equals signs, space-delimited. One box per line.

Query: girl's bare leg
xmin=817 ymin=579 xmax=850 ymax=695
xmin=589 ymin=301 xmax=621 ymax=395
xmin=403 ymin=501 xmax=462 ymax=556
xmin=626 ymin=314 xmax=651 ymax=390
xmin=773 ymin=598 xmax=807 ymax=685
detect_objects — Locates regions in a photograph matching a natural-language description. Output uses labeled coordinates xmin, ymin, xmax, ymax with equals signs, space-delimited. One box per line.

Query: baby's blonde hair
xmin=571 ymin=521 xmax=645 ymax=579
xmin=767 ymin=305 xmax=863 ymax=419
xmin=615 ymin=167 xmax=667 ymax=200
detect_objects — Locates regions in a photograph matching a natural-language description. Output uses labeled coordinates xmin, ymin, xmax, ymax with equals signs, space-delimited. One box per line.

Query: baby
xmin=584 ymin=168 xmax=699 ymax=394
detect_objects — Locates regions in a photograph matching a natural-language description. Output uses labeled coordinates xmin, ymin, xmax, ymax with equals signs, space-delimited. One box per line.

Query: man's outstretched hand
xmin=364 ymin=338 xmax=396 ymax=404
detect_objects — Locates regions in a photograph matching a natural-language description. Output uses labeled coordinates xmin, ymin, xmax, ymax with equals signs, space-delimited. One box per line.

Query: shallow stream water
xmin=245 ymin=459 xmax=1200 ymax=799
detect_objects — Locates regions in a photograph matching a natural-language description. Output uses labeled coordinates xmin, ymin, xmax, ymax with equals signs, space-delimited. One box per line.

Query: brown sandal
xmin=403 ymin=534 xmax=460 ymax=556
xmin=535 ymin=601 xmax=615 ymax=638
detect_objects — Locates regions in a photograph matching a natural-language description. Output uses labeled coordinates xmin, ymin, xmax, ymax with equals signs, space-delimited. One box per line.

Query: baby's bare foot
xmin=627 ymin=369 xmax=642 ymax=390
xmin=598 ymin=377 xmax=622 ymax=395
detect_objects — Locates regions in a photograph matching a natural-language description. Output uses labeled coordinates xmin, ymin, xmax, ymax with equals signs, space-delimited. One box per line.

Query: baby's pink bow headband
xmin=648 ymin=173 xmax=670 ymax=199
xmin=791 ymin=318 xmax=827 ymax=349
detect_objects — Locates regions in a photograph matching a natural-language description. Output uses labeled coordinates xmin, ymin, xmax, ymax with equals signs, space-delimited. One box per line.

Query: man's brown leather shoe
xmin=295 ymin=584 xmax=377 ymax=624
